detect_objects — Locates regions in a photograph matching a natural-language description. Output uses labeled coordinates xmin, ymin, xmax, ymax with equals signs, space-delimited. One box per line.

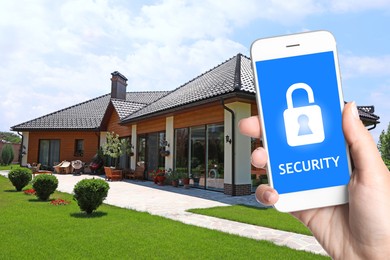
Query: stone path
xmin=0 ymin=171 xmax=327 ymax=256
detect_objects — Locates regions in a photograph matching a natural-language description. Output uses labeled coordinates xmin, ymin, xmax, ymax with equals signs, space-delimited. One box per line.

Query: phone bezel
xmin=250 ymin=30 xmax=351 ymax=212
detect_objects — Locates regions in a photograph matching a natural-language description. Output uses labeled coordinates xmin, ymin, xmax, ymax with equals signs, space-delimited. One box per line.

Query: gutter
xmin=17 ymin=132 xmax=23 ymax=167
xmin=221 ymin=98 xmax=236 ymax=196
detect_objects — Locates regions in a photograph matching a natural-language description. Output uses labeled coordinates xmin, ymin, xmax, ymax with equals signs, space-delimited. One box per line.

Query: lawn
xmin=188 ymin=205 xmax=312 ymax=236
xmin=0 ymin=176 xmax=327 ymax=259
xmin=0 ymin=164 xmax=21 ymax=171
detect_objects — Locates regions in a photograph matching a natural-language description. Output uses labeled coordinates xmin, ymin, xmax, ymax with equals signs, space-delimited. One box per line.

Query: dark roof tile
xmin=11 ymin=91 xmax=169 ymax=131
xmin=124 ymin=54 xmax=253 ymax=121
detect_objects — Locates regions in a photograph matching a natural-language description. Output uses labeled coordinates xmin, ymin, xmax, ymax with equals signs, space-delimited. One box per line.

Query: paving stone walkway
xmin=0 ymin=171 xmax=327 ymax=256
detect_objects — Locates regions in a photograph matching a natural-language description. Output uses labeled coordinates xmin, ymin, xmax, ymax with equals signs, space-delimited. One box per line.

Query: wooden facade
xmin=173 ymin=102 xmax=224 ymax=129
xmin=107 ymin=110 xmax=132 ymax=136
xmin=27 ymin=131 xmax=99 ymax=165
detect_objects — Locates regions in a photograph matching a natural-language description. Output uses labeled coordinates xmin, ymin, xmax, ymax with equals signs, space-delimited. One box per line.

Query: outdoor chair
xmin=133 ymin=165 xmax=145 ymax=180
xmin=104 ymin=167 xmax=123 ymax=181
xmin=71 ymin=160 xmax=84 ymax=175
xmin=30 ymin=163 xmax=41 ymax=174
xmin=53 ymin=161 xmax=72 ymax=174
xmin=123 ymin=168 xmax=135 ymax=179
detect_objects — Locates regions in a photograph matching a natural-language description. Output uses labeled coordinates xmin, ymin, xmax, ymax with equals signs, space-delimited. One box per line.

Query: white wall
xmin=165 ymin=116 xmax=174 ymax=170
xmin=224 ymin=102 xmax=251 ymax=185
xmin=131 ymin=125 xmax=137 ymax=169
xmin=21 ymin=132 xmax=29 ymax=166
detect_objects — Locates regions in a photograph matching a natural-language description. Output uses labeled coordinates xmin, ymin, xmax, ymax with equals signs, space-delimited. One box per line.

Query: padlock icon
xmin=283 ymin=83 xmax=325 ymax=147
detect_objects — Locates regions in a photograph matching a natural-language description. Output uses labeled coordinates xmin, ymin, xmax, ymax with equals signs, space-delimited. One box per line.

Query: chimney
xmin=111 ymin=71 xmax=128 ymax=100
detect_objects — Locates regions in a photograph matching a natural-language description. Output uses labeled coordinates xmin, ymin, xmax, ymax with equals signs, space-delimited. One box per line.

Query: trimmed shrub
xmin=73 ymin=178 xmax=109 ymax=214
xmin=8 ymin=168 xmax=32 ymax=191
xmin=1 ymin=144 xmax=14 ymax=165
xmin=32 ymin=174 xmax=58 ymax=201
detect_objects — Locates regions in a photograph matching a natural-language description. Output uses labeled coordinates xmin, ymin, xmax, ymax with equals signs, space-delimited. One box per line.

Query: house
xmin=11 ymin=54 xmax=380 ymax=195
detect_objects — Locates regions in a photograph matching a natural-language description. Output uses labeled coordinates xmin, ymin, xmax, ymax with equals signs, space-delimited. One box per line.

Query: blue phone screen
xmin=255 ymin=51 xmax=350 ymax=194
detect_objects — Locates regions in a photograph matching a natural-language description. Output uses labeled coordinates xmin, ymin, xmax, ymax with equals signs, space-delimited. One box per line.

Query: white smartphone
xmin=250 ymin=30 xmax=352 ymax=212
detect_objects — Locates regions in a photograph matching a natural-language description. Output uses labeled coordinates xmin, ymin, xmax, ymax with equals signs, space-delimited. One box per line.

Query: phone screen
xmin=256 ymin=51 xmax=350 ymax=194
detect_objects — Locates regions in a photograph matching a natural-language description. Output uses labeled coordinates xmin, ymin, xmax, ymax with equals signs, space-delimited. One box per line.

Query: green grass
xmin=0 ymin=164 xmax=21 ymax=171
xmin=188 ymin=205 xmax=312 ymax=236
xmin=0 ymin=176 xmax=328 ymax=259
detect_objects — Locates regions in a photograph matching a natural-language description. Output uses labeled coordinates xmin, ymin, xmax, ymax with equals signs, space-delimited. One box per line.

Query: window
xmin=74 ymin=139 xmax=84 ymax=157
xmin=174 ymin=123 xmax=224 ymax=191
xmin=38 ymin=139 xmax=60 ymax=167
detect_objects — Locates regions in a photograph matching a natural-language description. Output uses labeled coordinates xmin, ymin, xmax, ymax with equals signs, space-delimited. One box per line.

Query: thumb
xmin=342 ymin=102 xmax=387 ymax=183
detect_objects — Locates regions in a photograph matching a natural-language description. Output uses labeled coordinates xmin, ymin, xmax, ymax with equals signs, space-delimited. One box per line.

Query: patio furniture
xmin=104 ymin=167 xmax=123 ymax=181
xmin=133 ymin=165 xmax=145 ymax=180
xmin=123 ymin=168 xmax=135 ymax=179
xmin=54 ymin=161 xmax=73 ymax=174
xmin=33 ymin=170 xmax=52 ymax=178
xmin=30 ymin=163 xmax=41 ymax=174
xmin=71 ymin=160 xmax=84 ymax=175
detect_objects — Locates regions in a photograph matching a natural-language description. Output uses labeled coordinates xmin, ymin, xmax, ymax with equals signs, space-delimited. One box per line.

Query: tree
xmin=101 ymin=132 xmax=132 ymax=168
xmin=378 ymin=122 xmax=390 ymax=170
xmin=0 ymin=132 xmax=21 ymax=143
xmin=1 ymin=144 xmax=14 ymax=165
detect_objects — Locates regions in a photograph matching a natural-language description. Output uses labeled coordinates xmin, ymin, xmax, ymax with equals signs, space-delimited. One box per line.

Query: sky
xmin=0 ymin=0 xmax=389 ymax=143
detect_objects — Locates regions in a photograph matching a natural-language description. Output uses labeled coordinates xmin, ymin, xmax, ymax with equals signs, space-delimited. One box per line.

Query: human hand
xmin=239 ymin=102 xmax=390 ymax=259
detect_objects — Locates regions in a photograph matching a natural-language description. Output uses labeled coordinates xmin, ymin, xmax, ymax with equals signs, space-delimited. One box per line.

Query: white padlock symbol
xmin=283 ymin=83 xmax=325 ymax=147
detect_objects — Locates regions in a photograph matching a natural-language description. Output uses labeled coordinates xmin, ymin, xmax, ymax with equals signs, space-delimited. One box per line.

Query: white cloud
xmin=1 ymin=0 xmax=390 ymax=133
xmin=328 ymin=0 xmax=390 ymax=12
xmin=340 ymin=55 xmax=390 ymax=79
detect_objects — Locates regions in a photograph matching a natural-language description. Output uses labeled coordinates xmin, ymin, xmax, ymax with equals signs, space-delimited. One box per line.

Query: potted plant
xmin=167 ymin=170 xmax=180 ymax=187
xmin=191 ymin=172 xmax=200 ymax=187
xmin=180 ymin=171 xmax=190 ymax=189
xmin=102 ymin=132 xmax=132 ymax=168
xmin=159 ymin=139 xmax=170 ymax=157
xmin=150 ymin=169 xmax=166 ymax=185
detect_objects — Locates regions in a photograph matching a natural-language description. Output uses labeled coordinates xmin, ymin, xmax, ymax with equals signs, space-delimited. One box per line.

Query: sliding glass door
xmin=38 ymin=139 xmax=60 ymax=167
xmin=174 ymin=124 xmax=224 ymax=191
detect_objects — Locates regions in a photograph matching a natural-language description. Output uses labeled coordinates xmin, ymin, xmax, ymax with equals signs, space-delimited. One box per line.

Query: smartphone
xmin=250 ymin=30 xmax=351 ymax=212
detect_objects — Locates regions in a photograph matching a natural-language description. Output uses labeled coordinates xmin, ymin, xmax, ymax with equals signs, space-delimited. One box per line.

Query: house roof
xmin=11 ymin=53 xmax=380 ymax=131
xmin=11 ymin=91 xmax=168 ymax=131
xmin=122 ymin=54 xmax=254 ymax=122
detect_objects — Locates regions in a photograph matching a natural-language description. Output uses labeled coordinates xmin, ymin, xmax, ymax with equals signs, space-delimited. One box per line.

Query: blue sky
xmin=0 ymin=0 xmax=389 ymax=143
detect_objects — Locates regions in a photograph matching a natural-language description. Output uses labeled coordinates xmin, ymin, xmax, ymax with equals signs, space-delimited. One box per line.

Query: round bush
xmin=73 ymin=178 xmax=109 ymax=214
xmin=8 ymin=168 xmax=32 ymax=191
xmin=32 ymin=174 xmax=58 ymax=201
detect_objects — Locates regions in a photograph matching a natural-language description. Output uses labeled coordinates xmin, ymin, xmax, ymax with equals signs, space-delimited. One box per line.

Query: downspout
xmin=17 ymin=132 xmax=23 ymax=167
xmin=221 ymin=98 xmax=236 ymax=196
xmin=367 ymin=124 xmax=377 ymax=131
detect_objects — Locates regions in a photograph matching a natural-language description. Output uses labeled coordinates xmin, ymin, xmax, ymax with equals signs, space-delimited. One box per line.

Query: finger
xmin=255 ymin=184 xmax=279 ymax=206
xmin=342 ymin=102 xmax=388 ymax=183
xmin=238 ymin=116 xmax=261 ymax=138
xmin=251 ymin=147 xmax=268 ymax=168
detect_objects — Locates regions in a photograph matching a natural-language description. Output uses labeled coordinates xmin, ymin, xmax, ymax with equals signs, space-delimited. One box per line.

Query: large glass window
xmin=174 ymin=124 xmax=224 ymax=191
xmin=38 ymin=139 xmax=60 ymax=167
xmin=190 ymin=126 xmax=206 ymax=187
xmin=174 ymin=128 xmax=189 ymax=174
xmin=138 ymin=132 xmax=166 ymax=180
xmin=207 ymin=124 xmax=224 ymax=190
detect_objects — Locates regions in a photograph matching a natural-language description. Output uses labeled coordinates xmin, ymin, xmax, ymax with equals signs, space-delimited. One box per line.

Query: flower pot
xmin=155 ymin=175 xmax=166 ymax=185
xmin=182 ymin=177 xmax=190 ymax=189
xmin=171 ymin=180 xmax=179 ymax=187
xmin=160 ymin=150 xmax=170 ymax=157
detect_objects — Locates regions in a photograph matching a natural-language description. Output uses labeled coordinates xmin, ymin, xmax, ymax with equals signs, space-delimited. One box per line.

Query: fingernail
xmin=351 ymin=101 xmax=359 ymax=120
xmin=264 ymin=191 xmax=274 ymax=203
